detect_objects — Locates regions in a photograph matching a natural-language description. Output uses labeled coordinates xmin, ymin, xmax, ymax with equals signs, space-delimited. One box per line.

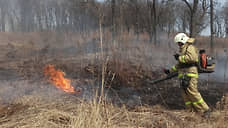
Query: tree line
xmin=0 ymin=0 xmax=227 ymax=40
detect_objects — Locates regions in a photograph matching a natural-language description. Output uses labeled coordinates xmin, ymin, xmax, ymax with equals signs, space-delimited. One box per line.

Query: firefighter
xmin=164 ymin=33 xmax=211 ymax=117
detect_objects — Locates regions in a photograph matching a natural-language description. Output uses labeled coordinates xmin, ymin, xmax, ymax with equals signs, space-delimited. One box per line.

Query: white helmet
xmin=174 ymin=33 xmax=189 ymax=44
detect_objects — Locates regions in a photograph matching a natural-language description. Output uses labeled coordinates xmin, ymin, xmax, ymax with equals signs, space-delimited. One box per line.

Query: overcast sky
xmin=220 ymin=0 xmax=225 ymax=4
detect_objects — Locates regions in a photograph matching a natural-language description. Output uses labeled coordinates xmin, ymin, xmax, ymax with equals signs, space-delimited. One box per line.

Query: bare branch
xmin=182 ymin=0 xmax=192 ymax=11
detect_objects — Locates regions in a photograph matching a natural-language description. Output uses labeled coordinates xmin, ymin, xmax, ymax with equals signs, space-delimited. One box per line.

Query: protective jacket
xmin=170 ymin=39 xmax=198 ymax=78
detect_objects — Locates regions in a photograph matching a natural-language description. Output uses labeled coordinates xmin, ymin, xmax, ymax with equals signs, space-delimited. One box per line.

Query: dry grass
xmin=71 ymin=97 xmax=131 ymax=128
xmin=0 ymin=91 xmax=227 ymax=128
xmin=196 ymin=36 xmax=228 ymax=56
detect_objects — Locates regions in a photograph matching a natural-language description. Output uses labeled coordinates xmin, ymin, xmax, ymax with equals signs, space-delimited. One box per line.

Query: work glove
xmin=174 ymin=53 xmax=180 ymax=61
xmin=163 ymin=69 xmax=170 ymax=75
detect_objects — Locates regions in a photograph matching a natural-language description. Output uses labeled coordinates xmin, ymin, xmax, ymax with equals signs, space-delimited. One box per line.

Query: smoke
xmin=0 ymin=79 xmax=64 ymax=103
xmin=200 ymin=54 xmax=228 ymax=83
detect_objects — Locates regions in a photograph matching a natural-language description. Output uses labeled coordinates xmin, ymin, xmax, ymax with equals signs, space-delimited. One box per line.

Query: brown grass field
xmin=0 ymin=32 xmax=228 ymax=128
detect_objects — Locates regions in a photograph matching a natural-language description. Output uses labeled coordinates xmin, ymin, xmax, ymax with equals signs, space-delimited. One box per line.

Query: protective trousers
xmin=181 ymin=77 xmax=209 ymax=113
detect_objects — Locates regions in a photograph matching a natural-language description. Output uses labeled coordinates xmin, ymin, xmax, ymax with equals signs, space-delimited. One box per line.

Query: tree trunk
xmin=210 ymin=0 xmax=214 ymax=52
xmin=182 ymin=0 xmax=198 ymax=37
xmin=135 ymin=0 xmax=139 ymax=40
xmin=152 ymin=0 xmax=157 ymax=45
xmin=182 ymin=14 xmax=186 ymax=33
xmin=191 ymin=0 xmax=198 ymax=37
xmin=111 ymin=0 xmax=116 ymax=41
xmin=147 ymin=0 xmax=153 ymax=43
xmin=1 ymin=10 xmax=5 ymax=32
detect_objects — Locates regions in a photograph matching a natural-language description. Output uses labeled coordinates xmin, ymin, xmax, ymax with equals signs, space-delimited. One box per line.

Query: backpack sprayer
xmin=147 ymin=49 xmax=216 ymax=85
xmin=198 ymin=49 xmax=215 ymax=73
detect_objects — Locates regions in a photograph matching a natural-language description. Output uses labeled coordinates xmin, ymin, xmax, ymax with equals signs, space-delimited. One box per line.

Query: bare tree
xmin=182 ymin=0 xmax=198 ymax=37
xmin=181 ymin=0 xmax=209 ymax=37
xmin=111 ymin=0 xmax=116 ymax=40
xmin=152 ymin=0 xmax=157 ymax=44
xmin=146 ymin=0 xmax=157 ymax=44
xmin=0 ymin=0 xmax=7 ymax=32
xmin=223 ymin=2 xmax=228 ymax=37
xmin=210 ymin=0 xmax=214 ymax=52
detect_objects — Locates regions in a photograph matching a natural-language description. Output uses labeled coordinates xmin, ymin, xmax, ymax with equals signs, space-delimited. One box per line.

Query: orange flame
xmin=44 ymin=65 xmax=75 ymax=93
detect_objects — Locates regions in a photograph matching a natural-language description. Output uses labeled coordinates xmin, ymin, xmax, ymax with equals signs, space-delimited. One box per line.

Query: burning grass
xmin=44 ymin=64 xmax=76 ymax=93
